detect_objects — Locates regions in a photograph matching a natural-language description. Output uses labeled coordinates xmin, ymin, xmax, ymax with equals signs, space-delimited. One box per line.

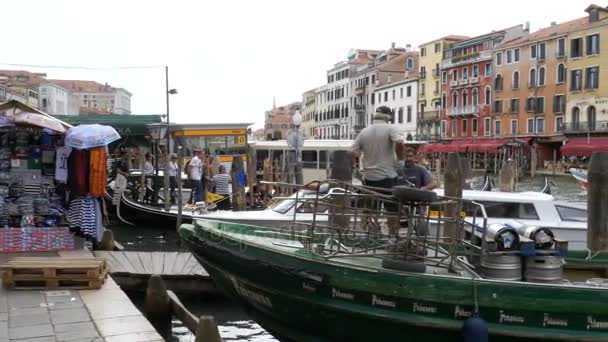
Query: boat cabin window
xmin=556 ymin=205 xmax=587 ymax=222
xmin=463 ymin=201 xmax=539 ymax=220
xmin=270 ymin=198 xmax=296 ymax=214
xmin=297 ymin=201 xmax=328 ymax=213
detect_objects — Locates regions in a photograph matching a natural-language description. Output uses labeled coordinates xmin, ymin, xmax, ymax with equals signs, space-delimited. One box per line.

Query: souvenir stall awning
xmin=561 ymin=138 xmax=608 ymax=157
xmin=0 ymin=100 xmax=71 ymax=133
xmin=422 ymin=138 xmax=531 ymax=154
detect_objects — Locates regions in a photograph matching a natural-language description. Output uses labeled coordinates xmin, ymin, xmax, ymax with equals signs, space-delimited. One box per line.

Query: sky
xmin=0 ymin=0 xmax=593 ymax=128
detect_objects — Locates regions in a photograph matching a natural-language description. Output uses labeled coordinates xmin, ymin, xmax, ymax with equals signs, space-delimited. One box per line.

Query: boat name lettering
xmin=371 ymin=295 xmax=396 ymax=308
xmin=499 ymin=310 xmax=525 ymax=324
xmin=331 ymin=288 xmax=354 ymax=300
xmin=302 ymin=283 xmax=317 ymax=293
xmin=543 ymin=313 xmax=568 ymax=328
xmin=587 ymin=316 xmax=608 ymax=330
xmin=454 ymin=306 xmax=472 ymax=319
xmin=413 ymin=302 xmax=437 ymax=314
xmin=230 ymin=278 xmax=273 ymax=308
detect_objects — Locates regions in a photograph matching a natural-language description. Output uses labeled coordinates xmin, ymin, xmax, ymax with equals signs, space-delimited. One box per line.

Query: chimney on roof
xmin=405 ymin=44 xmax=411 ymax=52
xmin=387 ymin=74 xmax=392 ymax=83
xmin=524 ymin=21 xmax=530 ymax=32
xmin=391 ymin=42 xmax=396 ymax=49
xmin=550 ymin=21 xmax=556 ymax=27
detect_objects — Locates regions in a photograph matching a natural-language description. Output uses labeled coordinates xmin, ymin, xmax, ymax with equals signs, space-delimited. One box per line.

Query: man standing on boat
xmin=350 ymin=106 xmax=404 ymax=235
xmin=187 ymin=150 xmax=205 ymax=204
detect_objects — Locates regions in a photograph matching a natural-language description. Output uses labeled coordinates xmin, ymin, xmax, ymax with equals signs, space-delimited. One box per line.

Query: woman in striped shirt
xmin=212 ymin=165 xmax=232 ymax=210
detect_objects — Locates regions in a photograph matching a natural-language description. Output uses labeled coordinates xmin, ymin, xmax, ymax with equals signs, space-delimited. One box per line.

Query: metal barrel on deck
xmin=479 ymin=254 xmax=522 ymax=281
xmin=523 ymin=255 xmax=563 ymax=283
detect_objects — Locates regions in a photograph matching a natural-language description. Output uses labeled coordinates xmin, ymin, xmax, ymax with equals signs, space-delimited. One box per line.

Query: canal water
xmin=110 ymin=175 xmax=584 ymax=341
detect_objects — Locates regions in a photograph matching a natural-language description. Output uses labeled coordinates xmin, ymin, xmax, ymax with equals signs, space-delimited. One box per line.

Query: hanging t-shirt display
xmin=55 ymin=146 xmax=72 ymax=183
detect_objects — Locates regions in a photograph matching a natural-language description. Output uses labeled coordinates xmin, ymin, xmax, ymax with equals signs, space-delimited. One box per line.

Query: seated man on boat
xmin=350 ymin=105 xmax=404 ymax=235
xmin=397 ymin=147 xmax=438 ymax=191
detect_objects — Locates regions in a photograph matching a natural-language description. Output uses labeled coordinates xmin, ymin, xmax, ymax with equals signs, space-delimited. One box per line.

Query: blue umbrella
xmin=65 ymin=124 xmax=121 ymax=149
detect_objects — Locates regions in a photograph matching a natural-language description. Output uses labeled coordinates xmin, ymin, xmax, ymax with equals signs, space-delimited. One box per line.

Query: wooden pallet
xmin=1 ymin=257 xmax=109 ymax=290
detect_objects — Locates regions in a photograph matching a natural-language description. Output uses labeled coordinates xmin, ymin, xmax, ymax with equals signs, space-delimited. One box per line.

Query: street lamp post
xmin=164 ymin=66 xmax=178 ymax=211
xmin=292 ymin=111 xmax=303 ymax=185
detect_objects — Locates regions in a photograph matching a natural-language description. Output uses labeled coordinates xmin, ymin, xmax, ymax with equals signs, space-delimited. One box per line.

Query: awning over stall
xmin=561 ymin=138 xmax=608 ymax=157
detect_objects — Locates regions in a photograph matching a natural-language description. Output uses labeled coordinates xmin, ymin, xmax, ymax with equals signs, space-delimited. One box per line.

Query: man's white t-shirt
xmin=55 ymin=146 xmax=72 ymax=183
xmin=189 ymin=156 xmax=203 ymax=180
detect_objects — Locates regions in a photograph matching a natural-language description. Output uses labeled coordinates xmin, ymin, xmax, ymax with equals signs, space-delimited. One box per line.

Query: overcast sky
xmin=0 ymin=0 xmax=592 ymax=128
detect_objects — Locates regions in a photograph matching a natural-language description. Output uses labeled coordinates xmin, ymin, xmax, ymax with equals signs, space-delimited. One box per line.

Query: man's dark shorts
xmin=363 ymin=177 xmax=398 ymax=213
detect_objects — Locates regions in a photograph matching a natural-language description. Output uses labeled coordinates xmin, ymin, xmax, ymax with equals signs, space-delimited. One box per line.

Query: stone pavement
xmin=0 ymin=250 xmax=165 ymax=342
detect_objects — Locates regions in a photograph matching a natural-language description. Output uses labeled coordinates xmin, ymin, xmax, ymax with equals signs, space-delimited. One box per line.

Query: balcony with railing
xmin=469 ymin=77 xmax=479 ymax=84
xmin=442 ymin=50 xmax=493 ymax=69
xmin=559 ymin=121 xmax=608 ymax=133
xmin=354 ymin=104 xmax=366 ymax=113
xmin=355 ymin=85 xmax=366 ymax=95
xmin=353 ymin=113 xmax=366 ymax=132
xmin=448 ymin=105 xmax=479 ymax=116
xmin=419 ymin=110 xmax=440 ymax=121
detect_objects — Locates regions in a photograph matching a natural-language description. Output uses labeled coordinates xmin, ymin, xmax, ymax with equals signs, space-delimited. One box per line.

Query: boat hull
xmin=181 ymin=221 xmax=608 ymax=342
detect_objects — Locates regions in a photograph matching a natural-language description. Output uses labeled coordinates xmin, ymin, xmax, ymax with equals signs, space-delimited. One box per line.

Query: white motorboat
xmin=433 ymin=189 xmax=587 ymax=250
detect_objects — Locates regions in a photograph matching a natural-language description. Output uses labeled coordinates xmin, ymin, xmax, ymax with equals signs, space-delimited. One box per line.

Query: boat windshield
xmin=269 ymin=191 xmax=313 ymax=214
xmin=555 ymin=205 xmax=587 ymax=222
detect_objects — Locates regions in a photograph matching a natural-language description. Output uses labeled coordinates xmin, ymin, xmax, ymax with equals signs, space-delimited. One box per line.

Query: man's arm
xmin=420 ymin=169 xmax=439 ymax=191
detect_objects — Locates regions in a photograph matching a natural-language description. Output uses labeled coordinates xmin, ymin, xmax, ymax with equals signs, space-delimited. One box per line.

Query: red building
xmin=440 ymin=25 xmax=528 ymax=140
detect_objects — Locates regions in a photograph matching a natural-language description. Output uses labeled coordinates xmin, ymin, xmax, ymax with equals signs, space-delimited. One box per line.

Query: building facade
xmin=301 ymin=89 xmax=316 ymax=138
xmin=417 ymin=36 xmax=467 ymax=141
xmin=47 ymin=80 xmax=132 ymax=115
xmin=564 ymin=5 xmax=608 ymax=137
xmin=313 ymin=49 xmax=382 ymax=140
xmin=38 ymin=83 xmax=80 ymax=115
xmin=263 ymin=102 xmax=302 ymax=140
xmin=350 ymin=46 xmax=418 ymax=138
xmin=373 ymin=77 xmax=419 ymax=139
xmin=440 ymin=25 xmax=528 ymax=140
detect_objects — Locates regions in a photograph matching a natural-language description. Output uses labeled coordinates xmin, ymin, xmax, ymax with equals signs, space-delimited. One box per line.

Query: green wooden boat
xmin=180 ymin=218 xmax=608 ymax=342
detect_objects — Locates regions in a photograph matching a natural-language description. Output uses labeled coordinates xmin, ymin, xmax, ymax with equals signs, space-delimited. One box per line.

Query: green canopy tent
xmin=52 ymin=114 xmax=162 ymax=149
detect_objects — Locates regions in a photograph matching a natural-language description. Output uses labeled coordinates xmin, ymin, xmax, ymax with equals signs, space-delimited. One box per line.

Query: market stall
xmin=0 ymin=100 xmax=118 ymax=252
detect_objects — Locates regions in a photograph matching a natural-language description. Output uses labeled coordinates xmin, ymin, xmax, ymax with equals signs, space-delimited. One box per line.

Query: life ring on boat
xmin=391 ymin=186 xmax=437 ymax=203
xmin=381 ymin=257 xmax=427 ymax=273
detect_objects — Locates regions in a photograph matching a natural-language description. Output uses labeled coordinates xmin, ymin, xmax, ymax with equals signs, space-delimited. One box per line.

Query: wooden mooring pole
xmin=145 ymin=275 xmax=171 ymax=338
xmin=145 ymin=274 xmax=222 ymax=341
xmin=587 ymin=152 xmax=608 ymax=251
xmin=176 ymin=145 xmax=184 ymax=231
xmin=444 ymin=153 xmax=463 ymax=242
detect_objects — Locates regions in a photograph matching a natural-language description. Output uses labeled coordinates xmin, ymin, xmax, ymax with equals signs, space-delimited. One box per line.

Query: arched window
xmin=485 ymin=86 xmax=491 ymax=105
xmin=557 ymin=63 xmax=566 ymax=83
xmin=512 ymin=71 xmax=520 ymax=89
xmin=494 ymin=74 xmax=503 ymax=90
xmin=572 ymin=107 xmax=580 ymax=130
xmin=472 ymin=88 xmax=479 ymax=106
xmin=529 ymin=68 xmax=537 ymax=87
xmin=588 ymin=106 xmax=597 ymax=131
xmin=538 ymin=67 xmax=546 ymax=86
xmin=452 ymin=91 xmax=458 ymax=108
xmin=462 ymin=90 xmax=468 ymax=107
xmin=441 ymin=92 xmax=447 ymax=109
xmin=407 ymin=58 xmax=414 ymax=70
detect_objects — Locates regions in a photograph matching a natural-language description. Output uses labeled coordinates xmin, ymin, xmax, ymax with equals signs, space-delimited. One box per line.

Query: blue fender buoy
xmin=462 ymin=312 xmax=489 ymax=342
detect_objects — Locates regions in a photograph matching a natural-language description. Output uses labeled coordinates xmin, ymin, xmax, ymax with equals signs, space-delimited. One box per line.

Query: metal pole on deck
xmin=176 ymin=146 xmax=184 ymax=231
xmin=164 ymin=66 xmax=178 ymax=211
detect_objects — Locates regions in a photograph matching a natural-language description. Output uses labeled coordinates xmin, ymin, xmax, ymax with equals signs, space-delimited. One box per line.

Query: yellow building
xmin=417 ymin=36 xmax=467 ymax=141
xmin=565 ymin=5 xmax=608 ymax=135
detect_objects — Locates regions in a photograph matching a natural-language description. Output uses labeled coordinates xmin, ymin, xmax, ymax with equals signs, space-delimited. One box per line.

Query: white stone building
xmin=38 ymin=83 xmax=80 ymax=115
xmin=47 ymin=80 xmax=132 ymax=115
xmin=373 ymin=77 xmax=418 ymax=140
